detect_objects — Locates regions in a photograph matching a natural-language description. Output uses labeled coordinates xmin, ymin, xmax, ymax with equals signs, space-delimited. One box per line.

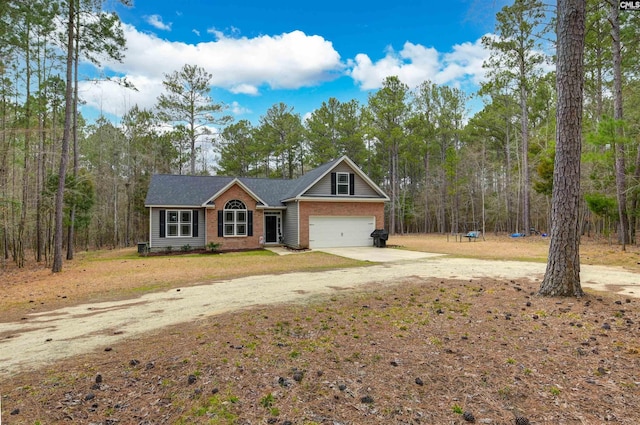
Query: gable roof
xmin=283 ymin=156 xmax=389 ymax=201
xmin=145 ymin=174 xmax=234 ymax=207
xmin=281 ymin=157 xmax=342 ymax=200
xmin=145 ymin=156 xmax=388 ymax=208
xmin=202 ymin=178 xmax=269 ymax=207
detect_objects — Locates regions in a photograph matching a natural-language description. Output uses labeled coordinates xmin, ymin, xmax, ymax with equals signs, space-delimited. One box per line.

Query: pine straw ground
xmin=2 ymin=234 xmax=640 ymax=425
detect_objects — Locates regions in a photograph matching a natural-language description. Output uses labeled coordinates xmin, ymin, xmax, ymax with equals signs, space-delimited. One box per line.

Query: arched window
xmin=224 ymin=200 xmax=247 ymax=236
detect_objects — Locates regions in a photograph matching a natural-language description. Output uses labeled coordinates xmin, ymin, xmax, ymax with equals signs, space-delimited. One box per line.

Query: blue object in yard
xmin=510 ymin=233 xmax=526 ymax=238
xmin=464 ymin=231 xmax=480 ymax=241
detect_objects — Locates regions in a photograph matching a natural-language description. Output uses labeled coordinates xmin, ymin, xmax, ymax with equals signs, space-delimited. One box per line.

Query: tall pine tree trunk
xmin=18 ymin=19 xmax=32 ymax=269
xmin=520 ymin=80 xmax=530 ymax=235
xmin=52 ymin=0 xmax=75 ymax=273
xmin=36 ymin=44 xmax=46 ymax=264
xmin=610 ymin=1 xmax=629 ymax=249
xmin=505 ymin=111 xmax=513 ymax=232
xmin=67 ymin=9 xmax=80 ymax=261
xmin=423 ymin=150 xmax=430 ymax=232
xmin=630 ymin=142 xmax=640 ymax=244
xmin=392 ymin=142 xmax=399 ymax=234
xmin=539 ymin=0 xmax=585 ymax=297
xmin=1 ymin=83 xmax=9 ymax=265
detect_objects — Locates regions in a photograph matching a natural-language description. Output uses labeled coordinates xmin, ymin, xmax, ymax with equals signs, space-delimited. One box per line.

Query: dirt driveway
xmin=1 ymin=251 xmax=638 ymax=378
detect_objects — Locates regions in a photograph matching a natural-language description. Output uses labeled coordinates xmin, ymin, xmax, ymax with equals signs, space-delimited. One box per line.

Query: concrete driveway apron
xmin=316 ymin=246 xmax=444 ymax=262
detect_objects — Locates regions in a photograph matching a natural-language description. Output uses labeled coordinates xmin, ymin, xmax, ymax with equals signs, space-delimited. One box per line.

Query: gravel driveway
xmin=1 ymin=250 xmax=638 ymax=378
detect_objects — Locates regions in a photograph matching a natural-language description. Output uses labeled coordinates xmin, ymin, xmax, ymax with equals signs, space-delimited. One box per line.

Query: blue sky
xmin=81 ymin=0 xmax=510 ymax=125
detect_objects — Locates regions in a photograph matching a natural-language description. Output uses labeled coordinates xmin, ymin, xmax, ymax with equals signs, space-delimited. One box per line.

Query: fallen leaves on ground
xmin=3 ymin=276 xmax=639 ymax=424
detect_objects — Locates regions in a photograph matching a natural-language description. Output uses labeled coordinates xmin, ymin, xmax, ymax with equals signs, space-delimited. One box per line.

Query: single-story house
xmin=144 ymin=156 xmax=389 ymax=251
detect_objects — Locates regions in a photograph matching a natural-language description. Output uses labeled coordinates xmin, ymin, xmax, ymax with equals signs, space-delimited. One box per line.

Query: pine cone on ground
xmin=462 ymin=411 xmax=476 ymax=422
xmin=515 ymin=416 xmax=530 ymax=425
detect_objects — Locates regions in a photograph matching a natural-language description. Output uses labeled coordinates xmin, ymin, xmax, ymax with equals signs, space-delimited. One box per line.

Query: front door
xmin=264 ymin=212 xmax=281 ymax=243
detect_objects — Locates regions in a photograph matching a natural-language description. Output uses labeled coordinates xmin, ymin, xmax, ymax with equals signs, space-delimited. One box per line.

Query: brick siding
xmin=206 ymin=184 xmax=264 ymax=251
xmin=298 ymin=201 xmax=385 ymax=248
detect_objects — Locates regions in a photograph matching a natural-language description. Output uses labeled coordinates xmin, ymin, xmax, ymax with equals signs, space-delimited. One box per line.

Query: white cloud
xmin=230 ymin=84 xmax=259 ymax=95
xmin=204 ymin=30 xmax=344 ymax=89
xmin=145 ymin=14 xmax=171 ymax=31
xmin=78 ymin=74 xmax=164 ymax=118
xmin=207 ymin=26 xmax=241 ymax=39
xmin=302 ymin=111 xmax=313 ymax=123
xmin=348 ymin=43 xmax=440 ymax=90
xmin=206 ymin=27 xmax=225 ymax=40
xmin=230 ymin=101 xmax=251 ymax=115
xmin=80 ymin=25 xmax=343 ymax=118
xmin=440 ymin=38 xmax=490 ymax=85
xmin=78 ymin=21 xmax=493 ymax=124
xmin=349 ymin=36 xmax=491 ymax=90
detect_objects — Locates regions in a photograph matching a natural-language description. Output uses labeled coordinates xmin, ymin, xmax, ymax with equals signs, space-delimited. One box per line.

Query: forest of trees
xmin=1 ymin=0 xmax=640 ymax=271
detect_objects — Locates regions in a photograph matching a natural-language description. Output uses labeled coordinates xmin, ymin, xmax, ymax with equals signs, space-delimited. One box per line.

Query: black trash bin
xmin=370 ymin=229 xmax=389 ymax=248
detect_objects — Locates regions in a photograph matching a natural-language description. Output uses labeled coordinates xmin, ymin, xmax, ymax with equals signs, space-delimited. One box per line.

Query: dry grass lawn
xmin=1 ymin=234 xmax=640 ymax=424
xmin=0 ymin=249 xmax=364 ymax=322
xmin=393 ymin=233 xmax=640 ymax=270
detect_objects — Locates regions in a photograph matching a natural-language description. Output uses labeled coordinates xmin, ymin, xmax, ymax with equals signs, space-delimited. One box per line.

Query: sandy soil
xmin=1 ymin=251 xmax=638 ymax=378
xmin=2 ymin=236 xmax=640 ymax=424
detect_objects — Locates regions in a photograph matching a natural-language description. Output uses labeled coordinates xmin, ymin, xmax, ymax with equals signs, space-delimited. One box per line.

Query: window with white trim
xmin=224 ymin=200 xmax=247 ymax=236
xmin=167 ymin=210 xmax=192 ymax=237
xmin=337 ymin=172 xmax=350 ymax=195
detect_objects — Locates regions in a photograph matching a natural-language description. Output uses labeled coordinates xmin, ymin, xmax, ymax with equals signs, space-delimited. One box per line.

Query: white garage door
xmin=309 ymin=216 xmax=375 ymax=248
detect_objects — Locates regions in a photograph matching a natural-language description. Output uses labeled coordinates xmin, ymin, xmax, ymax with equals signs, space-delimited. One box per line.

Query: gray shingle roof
xmin=145 ymin=157 xmax=374 ymax=207
xmin=280 ymin=157 xmax=341 ymax=200
xmin=145 ymin=174 xmax=234 ymax=206
xmin=238 ymin=177 xmax=298 ymax=206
